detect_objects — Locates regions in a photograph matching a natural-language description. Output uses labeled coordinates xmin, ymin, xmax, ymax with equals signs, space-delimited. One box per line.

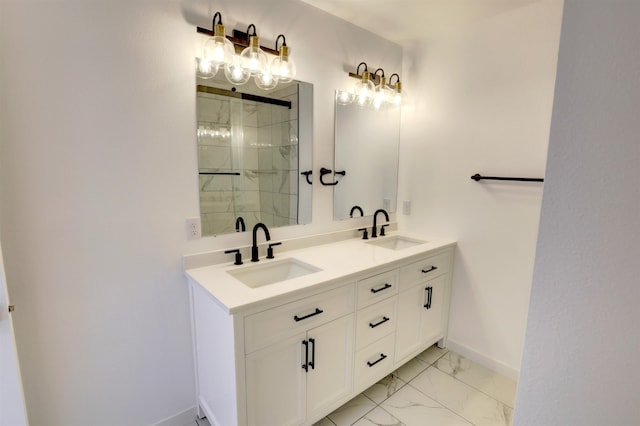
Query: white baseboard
xmin=445 ymin=339 xmax=520 ymax=381
xmin=151 ymin=406 xmax=197 ymax=426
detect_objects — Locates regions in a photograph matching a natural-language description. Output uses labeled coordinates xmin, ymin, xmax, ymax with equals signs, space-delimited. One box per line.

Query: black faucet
xmin=251 ymin=223 xmax=271 ymax=262
xmin=371 ymin=209 xmax=389 ymax=238
xmin=235 ymin=217 xmax=246 ymax=232
xmin=349 ymin=205 xmax=364 ymax=218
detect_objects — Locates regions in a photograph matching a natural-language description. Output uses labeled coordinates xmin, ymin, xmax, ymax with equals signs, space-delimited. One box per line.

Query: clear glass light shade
xmin=391 ymin=82 xmax=403 ymax=106
xmin=271 ymin=46 xmax=296 ymax=82
xmin=240 ymin=36 xmax=268 ymax=76
xmin=336 ymin=90 xmax=355 ymax=105
xmin=224 ymin=55 xmax=251 ymax=85
xmin=372 ymin=85 xmax=395 ymax=109
xmin=353 ymin=77 xmax=375 ymax=107
xmin=254 ymin=70 xmax=278 ymax=90
xmin=203 ymin=36 xmax=235 ymax=69
xmin=196 ymin=57 xmax=216 ymax=79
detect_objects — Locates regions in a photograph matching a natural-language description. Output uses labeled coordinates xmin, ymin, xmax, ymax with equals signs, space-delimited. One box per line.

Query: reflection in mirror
xmin=197 ymin=73 xmax=312 ymax=236
xmin=333 ymin=92 xmax=400 ymax=220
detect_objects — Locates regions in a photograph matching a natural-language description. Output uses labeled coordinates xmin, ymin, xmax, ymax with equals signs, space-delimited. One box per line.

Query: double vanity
xmin=185 ymin=229 xmax=455 ymax=426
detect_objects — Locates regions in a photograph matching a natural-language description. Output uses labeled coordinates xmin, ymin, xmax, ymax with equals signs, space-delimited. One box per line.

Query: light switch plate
xmin=402 ymin=201 xmax=412 ymax=215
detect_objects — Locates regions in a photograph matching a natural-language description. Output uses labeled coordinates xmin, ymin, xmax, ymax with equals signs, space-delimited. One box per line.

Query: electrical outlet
xmin=402 ymin=201 xmax=412 ymax=215
xmin=383 ymin=198 xmax=391 ymax=211
xmin=186 ymin=217 xmax=201 ymax=240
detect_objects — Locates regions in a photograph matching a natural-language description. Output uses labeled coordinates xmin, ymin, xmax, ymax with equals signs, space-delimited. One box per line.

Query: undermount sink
xmin=366 ymin=235 xmax=428 ymax=251
xmin=228 ymin=258 xmax=322 ymax=289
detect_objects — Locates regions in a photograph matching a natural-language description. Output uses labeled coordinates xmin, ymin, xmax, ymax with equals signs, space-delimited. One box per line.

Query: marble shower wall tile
xmin=257 ymin=104 xmax=271 ymax=127
xmin=201 ymin=212 xmax=235 ymax=235
xmin=199 ymin=175 xmax=233 ymax=192
xmin=381 ymin=385 xmax=472 ymax=426
xmin=199 ymin=191 xmax=233 ymax=214
xmin=198 ymin=146 xmax=232 ymax=170
xmin=409 ymin=368 xmax=513 ymax=426
xmin=197 ymin=94 xmax=230 ymax=124
xmin=242 ymin=101 xmax=258 ymax=127
xmin=435 ymin=353 xmax=517 ymax=408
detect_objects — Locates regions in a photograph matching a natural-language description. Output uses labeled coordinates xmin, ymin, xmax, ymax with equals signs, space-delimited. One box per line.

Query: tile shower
xmin=197 ymin=84 xmax=299 ymax=235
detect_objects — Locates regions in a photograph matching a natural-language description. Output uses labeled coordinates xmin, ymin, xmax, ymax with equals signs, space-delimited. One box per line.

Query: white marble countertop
xmin=185 ymin=231 xmax=455 ymax=314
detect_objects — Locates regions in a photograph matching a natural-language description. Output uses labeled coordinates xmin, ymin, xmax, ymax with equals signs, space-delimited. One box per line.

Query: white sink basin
xmin=366 ymin=235 xmax=428 ymax=251
xmin=228 ymin=258 xmax=322 ymax=289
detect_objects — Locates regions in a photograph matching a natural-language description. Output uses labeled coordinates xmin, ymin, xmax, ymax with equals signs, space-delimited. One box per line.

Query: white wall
xmin=514 ymin=0 xmax=640 ymax=424
xmin=0 ymin=0 xmax=401 ymax=424
xmin=397 ymin=0 xmax=563 ymax=376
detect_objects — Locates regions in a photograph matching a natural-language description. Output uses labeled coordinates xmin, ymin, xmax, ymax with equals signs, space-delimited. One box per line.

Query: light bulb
xmin=255 ymin=70 xmax=278 ymax=90
xmin=271 ymin=45 xmax=296 ymax=83
xmin=372 ymin=76 xmax=395 ymax=109
xmin=203 ymin=24 xmax=235 ymax=69
xmin=336 ymin=90 xmax=354 ymax=105
xmin=240 ymin=36 xmax=268 ymax=76
xmin=196 ymin=57 xmax=216 ymax=79
xmin=391 ymin=81 xmax=402 ymax=106
xmin=353 ymin=71 xmax=375 ymax=107
xmin=224 ymin=54 xmax=250 ymax=85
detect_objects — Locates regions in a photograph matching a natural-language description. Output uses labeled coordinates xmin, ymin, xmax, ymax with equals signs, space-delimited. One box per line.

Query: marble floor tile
xmin=313 ymin=417 xmax=337 ymax=425
xmin=381 ymin=384 xmax=472 ymax=426
xmin=363 ymin=373 xmax=406 ymax=404
xmin=410 ymin=367 xmax=513 ymax=426
xmin=352 ymin=406 xmax=405 ymax=426
xmin=416 ymin=345 xmax=449 ymax=365
xmin=327 ymin=394 xmax=377 ymax=426
xmin=394 ymin=357 xmax=431 ymax=383
xmin=435 ymin=353 xmax=518 ymax=407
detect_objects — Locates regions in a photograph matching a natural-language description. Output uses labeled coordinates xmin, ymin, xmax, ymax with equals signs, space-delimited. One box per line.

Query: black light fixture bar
xmin=196 ymin=19 xmax=278 ymax=55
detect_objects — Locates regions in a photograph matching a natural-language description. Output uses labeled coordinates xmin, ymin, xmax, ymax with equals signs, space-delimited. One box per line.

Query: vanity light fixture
xmin=339 ymin=63 xmax=403 ymax=108
xmin=196 ymin=13 xmax=295 ymax=91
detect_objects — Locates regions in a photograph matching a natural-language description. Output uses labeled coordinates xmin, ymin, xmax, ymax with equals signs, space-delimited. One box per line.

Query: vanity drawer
xmin=357 ymin=270 xmax=399 ymax=308
xmin=354 ymin=333 xmax=396 ymax=390
xmin=399 ymin=251 xmax=451 ymax=291
xmin=356 ymin=297 xmax=397 ymax=350
xmin=244 ymin=283 xmax=356 ymax=354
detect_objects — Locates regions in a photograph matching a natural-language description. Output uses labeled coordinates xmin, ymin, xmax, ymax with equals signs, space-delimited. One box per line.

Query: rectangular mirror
xmin=196 ymin=73 xmax=312 ymax=236
xmin=333 ymin=94 xmax=400 ymax=219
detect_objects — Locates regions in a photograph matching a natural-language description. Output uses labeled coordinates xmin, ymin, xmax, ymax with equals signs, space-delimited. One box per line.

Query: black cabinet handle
xmin=424 ymin=286 xmax=433 ymax=309
xmin=367 ymin=353 xmax=388 ymax=367
xmin=308 ymin=338 xmax=315 ymax=370
xmin=302 ymin=340 xmax=309 ymax=372
xmin=369 ymin=316 xmax=390 ymax=328
xmin=421 ymin=266 xmax=438 ymax=274
xmin=371 ymin=283 xmax=392 ymax=294
xmin=294 ymin=308 xmax=324 ymax=322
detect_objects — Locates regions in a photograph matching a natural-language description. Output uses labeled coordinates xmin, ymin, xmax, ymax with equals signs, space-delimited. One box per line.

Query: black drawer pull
xmin=367 ymin=353 xmax=388 ymax=367
xmin=294 ymin=308 xmax=324 ymax=322
xmin=371 ymin=283 xmax=392 ymax=294
xmin=302 ymin=340 xmax=309 ymax=372
xmin=421 ymin=266 xmax=438 ymax=274
xmin=423 ymin=286 xmax=433 ymax=309
xmin=369 ymin=316 xmax=390 ymax=328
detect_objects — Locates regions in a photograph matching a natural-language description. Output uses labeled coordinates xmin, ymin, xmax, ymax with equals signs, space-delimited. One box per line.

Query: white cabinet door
xmin=245 ymin=332 xmax=307 ymax=426
xmin=420 ymin=274 xmax=446 ymax=344
xmin=306 ymin=314 xmax=354 ymax=420
xmin=395 ymin=273 xmax=447 ymax=363
xmin=394 ymin=283 xmax=425 ymax=362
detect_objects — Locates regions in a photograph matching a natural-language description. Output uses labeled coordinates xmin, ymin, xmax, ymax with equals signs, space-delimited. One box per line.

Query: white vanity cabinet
xmin=187 ymin=238 xmax=454 ymax=426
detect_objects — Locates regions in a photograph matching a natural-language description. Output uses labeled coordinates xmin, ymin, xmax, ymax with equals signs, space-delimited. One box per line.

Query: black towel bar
xmin=471 ymin=173 xmax=543 ymax=183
